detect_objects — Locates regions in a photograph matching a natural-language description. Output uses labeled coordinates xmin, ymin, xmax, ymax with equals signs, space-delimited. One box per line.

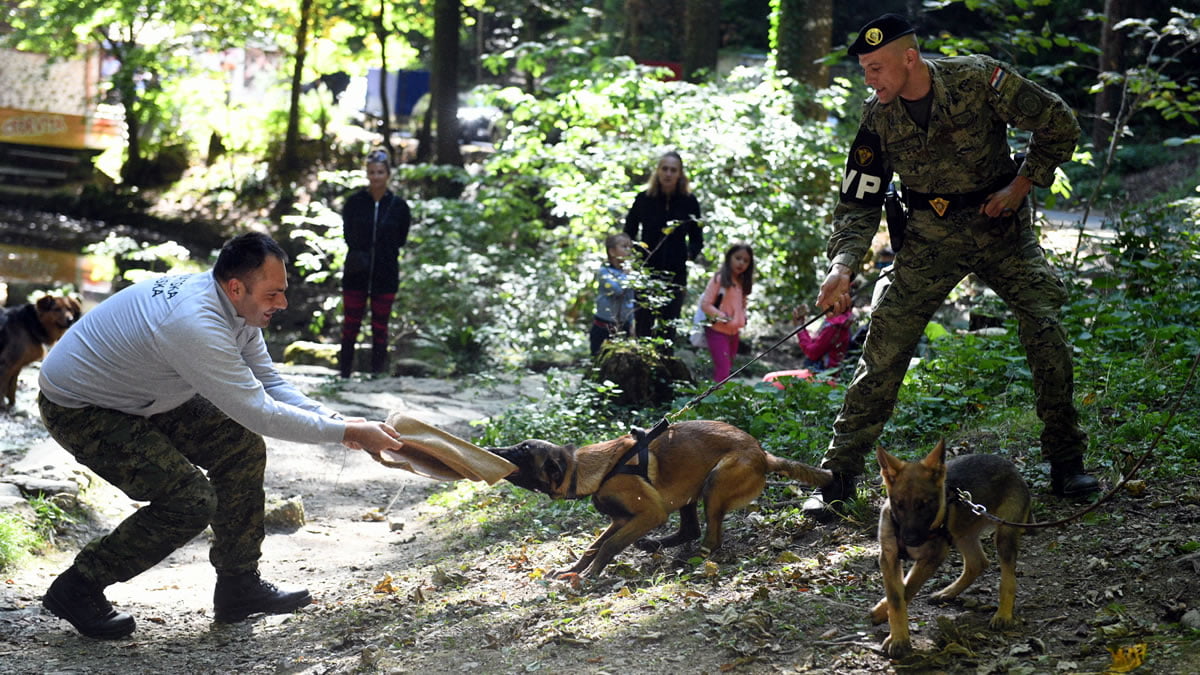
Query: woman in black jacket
xmin=623 ymin=150 xmax=703 ymax=345
xmin=339 ymin=148 xmax=411 ymax=377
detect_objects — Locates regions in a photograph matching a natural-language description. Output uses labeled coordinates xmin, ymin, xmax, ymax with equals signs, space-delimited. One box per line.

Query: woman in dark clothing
xmin=623 ymin=151 xmax=703 ymax=344
xmin=339 ymin=148 xmax=411 ymax=377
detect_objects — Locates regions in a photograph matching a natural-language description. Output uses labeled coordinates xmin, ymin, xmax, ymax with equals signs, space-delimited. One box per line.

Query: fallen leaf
xmin=1105 ymin=643 xmax=1147 ymax=673
xmin=373 ymin=574 xmax=396 ymax=594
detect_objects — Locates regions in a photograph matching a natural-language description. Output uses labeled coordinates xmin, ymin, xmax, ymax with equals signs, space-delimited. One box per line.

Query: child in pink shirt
xmin=700 ymin=243 xmax=754 ymax=381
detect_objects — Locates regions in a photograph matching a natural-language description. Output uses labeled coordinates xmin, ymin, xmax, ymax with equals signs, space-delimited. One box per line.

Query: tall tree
xmin=682 ymin=0 xmax=720 ymax=81
xmin=431 ymin=0 xmax=463 ymax=167
xmin=283 ymin=0 xmax=317 ymax=178
xmin=372 ymin=0 xmax=395 ymax=158
xmin=1092 ymin=0 xmax=1124 ymax=151
xmin=771 ymin=0 xmax=833 ymax=118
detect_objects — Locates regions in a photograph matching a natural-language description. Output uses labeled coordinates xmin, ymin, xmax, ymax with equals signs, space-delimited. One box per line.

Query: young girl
xmin=700 ymin=243 xmax=754 ymax=381
xmin=590 ymin=232 xmax=636 ymax=355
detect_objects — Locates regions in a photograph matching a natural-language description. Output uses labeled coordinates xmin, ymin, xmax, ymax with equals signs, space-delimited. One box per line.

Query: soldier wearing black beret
xmin=802 ymin=13 xmax=1100 ymax=520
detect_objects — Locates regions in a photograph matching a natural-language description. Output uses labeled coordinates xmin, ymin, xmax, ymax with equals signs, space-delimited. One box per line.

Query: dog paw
xmin=929 ymin=590 xmax=959 ymax=605
xmin=634 ymin=538 xmax=664 ymax=552
xmin=882 ymin=635 xmax=912 ymax=659
xmin=989 ymin=612 xmax=1016 ymax=629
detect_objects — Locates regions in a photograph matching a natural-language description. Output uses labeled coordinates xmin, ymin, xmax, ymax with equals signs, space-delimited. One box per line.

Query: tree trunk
xmin=114 ymin=67 xmax=143 ymax=182
xmin=682 ymin=0 xmax=720 ymax=81
xmin=374 ymin=0 xmax=394 ymax=158
xmin=772 ymin=0 xmax=832 ymax=119
xmin=432 ymin=0 xmax=462 ymax=167
xmin=283 ymin=0 xmax=314 ymax=178
xmin=1092 ymin=0 xmax=1124 ymax=151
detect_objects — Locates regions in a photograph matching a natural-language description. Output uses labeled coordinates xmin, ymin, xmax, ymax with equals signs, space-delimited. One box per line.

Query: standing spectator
xmin=37 ymin=232 xmax=404 ymax=639
xmin=700 ymin=243 xmax=754 ymax=381
xmin=339 ymin=148 xmax=411 ymax=377
xmin=590 ymin=231 xmax=636 ymax=356
xmin=803 ymin=14 xmax=1098 ymax=521
xmin=624 ymin=151 xmax=703 ymax=345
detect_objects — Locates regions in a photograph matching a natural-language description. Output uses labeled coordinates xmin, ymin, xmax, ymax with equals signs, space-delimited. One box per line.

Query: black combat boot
xmin=42 ymin=566 xmax=136 ymax=640
xmin=1050 ymin=457 xmax=1100 ymax=498
xmin=213 ymin=571 xmax=312 ymax=623
xmin=801 ymin=472 xmax=860 ymax=522
xmin=338 ymin=340 xmax=355 ymax=378
xmin=370 ymin=343 xmax=388 ymax=375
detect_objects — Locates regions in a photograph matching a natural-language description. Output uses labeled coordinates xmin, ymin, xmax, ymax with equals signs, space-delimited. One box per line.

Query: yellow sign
xmin=865 ymin=28 xmax=884 ymax=46
xmin=0 ymin=107 xmax=119 ymax=151
xmin=929 ymin=197 xmax=950 ymax=217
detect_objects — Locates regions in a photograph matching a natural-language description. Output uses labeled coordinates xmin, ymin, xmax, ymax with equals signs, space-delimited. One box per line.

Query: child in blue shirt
xmin=590 ymin=232 xmax=635 ymax=355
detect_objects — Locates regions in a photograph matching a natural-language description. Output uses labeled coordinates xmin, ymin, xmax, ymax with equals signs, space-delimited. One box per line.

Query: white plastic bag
xmin=688 ymin=289 xmax=723 ymax=348
xmin=688 ymin=304 xmax=708 ymax=348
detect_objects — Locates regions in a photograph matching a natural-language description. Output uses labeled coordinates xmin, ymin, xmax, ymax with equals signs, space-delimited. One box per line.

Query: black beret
xmin=847 ymin=13 xmax=916 ymax=56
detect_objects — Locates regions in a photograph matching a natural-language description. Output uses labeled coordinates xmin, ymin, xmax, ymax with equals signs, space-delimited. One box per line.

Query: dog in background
xmin=0 ymin=293 xmax=82 ymax=409
xmin=872 ymin=440 xmax=1031 ymax=658
xmin=488 ymin=420 xmax=832 ymax=581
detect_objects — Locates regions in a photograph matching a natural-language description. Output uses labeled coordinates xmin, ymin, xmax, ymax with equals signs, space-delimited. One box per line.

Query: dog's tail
xmin=765 ymin=454 xmax=833 ymax=487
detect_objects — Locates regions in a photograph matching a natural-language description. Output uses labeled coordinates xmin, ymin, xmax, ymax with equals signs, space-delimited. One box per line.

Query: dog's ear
xmin=36 ymin=296 xmax=55 ymax=311
xmin=539 ymin=451 xmax=567 ymax=491
xmin=876 ymin=445 xmax=903 ymax=487
xmin=920 ymin=439 xmax=947 ymax=471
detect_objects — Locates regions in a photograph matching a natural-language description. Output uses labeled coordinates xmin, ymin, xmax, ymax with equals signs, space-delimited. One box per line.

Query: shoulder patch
xmin=1015 ymin=83 xmax=1047 ymax=117
xmin=840 ymin=127 xmax=891 ymax=207
xmin=988 ymin=66 xmax=1008 ymax=93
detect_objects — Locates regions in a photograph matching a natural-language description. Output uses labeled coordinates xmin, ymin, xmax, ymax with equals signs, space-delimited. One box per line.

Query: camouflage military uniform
xmin=39 ymin=393 xmax=267 ymax=586
xmin=824 ymin=54 xmax=1086 ymax=475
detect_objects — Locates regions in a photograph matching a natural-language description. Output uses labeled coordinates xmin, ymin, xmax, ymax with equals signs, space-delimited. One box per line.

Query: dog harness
xmin=601 ymin=417 xmax=670 ymax=486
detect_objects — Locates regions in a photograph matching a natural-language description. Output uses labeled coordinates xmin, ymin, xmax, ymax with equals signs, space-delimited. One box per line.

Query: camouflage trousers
xmin=38 ymin=393 xmax=266 ymax=588
xmin=823 ymin=208 xmax=1088 ymax=476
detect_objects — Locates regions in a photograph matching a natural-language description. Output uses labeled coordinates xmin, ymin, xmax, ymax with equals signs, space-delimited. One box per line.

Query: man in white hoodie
xmin=38 ymin=232 xmax=404 ymax=639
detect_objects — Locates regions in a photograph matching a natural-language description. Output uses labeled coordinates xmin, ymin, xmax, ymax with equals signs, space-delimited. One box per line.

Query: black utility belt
xmin=904 ymin=175 xmax=1015 ymax=217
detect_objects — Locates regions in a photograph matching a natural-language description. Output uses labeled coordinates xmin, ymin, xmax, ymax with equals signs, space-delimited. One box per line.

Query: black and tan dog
xmin=489 ymin=419 xmax=832 ymax=580
xmin=872 ymin=440 xmax=1031 ymax=658
xmin=0 ymin=293 xmax=82 ymax=409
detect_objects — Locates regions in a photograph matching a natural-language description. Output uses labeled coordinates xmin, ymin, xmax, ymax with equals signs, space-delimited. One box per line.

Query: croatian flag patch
xmin=989 ymin=66 xmax=1008 ymax=92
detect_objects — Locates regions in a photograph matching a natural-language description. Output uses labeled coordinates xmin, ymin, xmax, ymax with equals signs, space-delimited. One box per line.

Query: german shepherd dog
xmin=0 ymin=294 xmax=82 ymax=409
xmin=489 ymin=420 xmax=832 ymax=580
xmin=872 ymin=440 xmax=1031 ymax=658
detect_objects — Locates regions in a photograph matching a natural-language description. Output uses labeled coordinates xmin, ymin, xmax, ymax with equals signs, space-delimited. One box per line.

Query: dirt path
xmin=0 ymin=367 xmax=534 ymax=674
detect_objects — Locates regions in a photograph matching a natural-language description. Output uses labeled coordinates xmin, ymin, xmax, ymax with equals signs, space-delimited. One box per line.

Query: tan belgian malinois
xmin=872 ymin=440 xmax=1031 ymax=658
xmin=488 ymin=420 xmax=832 ymax=580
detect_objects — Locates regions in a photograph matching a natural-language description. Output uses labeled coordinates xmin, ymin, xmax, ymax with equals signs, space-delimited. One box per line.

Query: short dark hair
xmin=213 ymin=232 xmax=288 ymax=283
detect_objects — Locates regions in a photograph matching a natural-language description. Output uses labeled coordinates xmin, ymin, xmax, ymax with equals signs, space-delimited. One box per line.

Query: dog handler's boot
xmin=1050 ymin=458 xmax=1100 ymax=499
xmin=802 ymin=472 xmax=859 ymax=522
xmin=42 ymin=566 xmax=136 ymax=640
xmin=213 ymin=571 xmax=312 ymax=623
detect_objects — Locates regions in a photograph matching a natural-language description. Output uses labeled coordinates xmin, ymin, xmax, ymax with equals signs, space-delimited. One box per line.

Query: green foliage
xmin=473 ymin=371 xmax=631 ymax=448
xmin=287 ymin=49 xmax=846 ymax=368
xmin=0 ymin=513 xmax=41 ymax=571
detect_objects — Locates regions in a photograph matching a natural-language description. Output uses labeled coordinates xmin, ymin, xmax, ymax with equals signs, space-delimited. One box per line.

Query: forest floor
xmin=1 ymin=361 xmax=1198 ymax=675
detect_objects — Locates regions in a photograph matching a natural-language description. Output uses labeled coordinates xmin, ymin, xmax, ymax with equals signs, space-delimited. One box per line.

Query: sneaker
xmin=42 ymin=567 xmax=136 ymax=640
xmin=802 ymin=472 xmax=859 ymax=522
xmin=213 ymin=571 xmax=312 ymax=623
xmin=1050 ymin=458 xmax=1100 ymax=498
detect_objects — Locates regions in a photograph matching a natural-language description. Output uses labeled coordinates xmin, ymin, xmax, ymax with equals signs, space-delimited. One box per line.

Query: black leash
xmin=668 ymin=270 xmax=887 ymax=422
xmin=957 ymin=347 xmax=1200 ymax=529
xmin=623 ymin=268 xmax=882 ymax=463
